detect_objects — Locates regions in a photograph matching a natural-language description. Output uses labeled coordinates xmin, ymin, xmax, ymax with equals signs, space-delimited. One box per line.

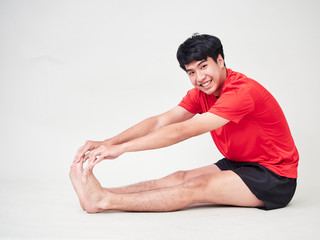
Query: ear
xmin=217 ymin=54 xmax=225 ymax=67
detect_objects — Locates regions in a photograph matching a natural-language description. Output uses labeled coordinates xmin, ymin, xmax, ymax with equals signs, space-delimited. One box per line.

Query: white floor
xmin=0 ymin=176 xmax=318 ymax=240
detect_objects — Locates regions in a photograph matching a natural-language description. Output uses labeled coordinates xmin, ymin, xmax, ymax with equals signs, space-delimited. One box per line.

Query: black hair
xmin=176 ymin=33 xmax=225 ymax=71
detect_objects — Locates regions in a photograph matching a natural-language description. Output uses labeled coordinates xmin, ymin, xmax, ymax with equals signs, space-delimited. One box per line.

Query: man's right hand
xmin=73 ymin=140 xmax=110 ymax=164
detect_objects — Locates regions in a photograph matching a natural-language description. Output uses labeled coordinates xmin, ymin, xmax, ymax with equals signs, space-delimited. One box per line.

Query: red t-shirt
xmin=179 ymin=69 xmax=299 ymax=178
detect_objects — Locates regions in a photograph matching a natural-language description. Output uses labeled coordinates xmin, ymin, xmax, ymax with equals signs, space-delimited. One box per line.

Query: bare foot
xmin=69 ymin=159 xmax=86 ymax=210
xmin=82 ymin=166 xmax=109 ymax=213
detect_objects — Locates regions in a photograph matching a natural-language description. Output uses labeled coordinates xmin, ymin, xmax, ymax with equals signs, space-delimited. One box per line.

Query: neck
xmin=214 ymin=67 xmax=227 ymax=97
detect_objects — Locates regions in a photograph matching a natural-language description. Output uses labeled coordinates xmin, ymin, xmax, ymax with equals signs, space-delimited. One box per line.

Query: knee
xmin=184 ymin=175 xmax=210 ymax=191
xmin=172 ymin=170 xmax=187 ymax=182
xmin=179 ymin=176 xmax=210 ymax=203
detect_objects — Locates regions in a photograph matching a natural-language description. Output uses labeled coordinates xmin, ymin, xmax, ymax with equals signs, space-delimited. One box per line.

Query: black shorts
xmin=215 ymin=158 xmax=297 ymax=210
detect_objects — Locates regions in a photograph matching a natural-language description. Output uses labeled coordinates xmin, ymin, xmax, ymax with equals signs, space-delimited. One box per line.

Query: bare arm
xmin=73 ymin=106 xmax=194 ymax=163
xmin=106 ymin=106 xmax=195 ymax=145
xmin=87 ymin=112 xmax=229 ymax=166
xmin=122 ymin=112 xmax=229 ymax=152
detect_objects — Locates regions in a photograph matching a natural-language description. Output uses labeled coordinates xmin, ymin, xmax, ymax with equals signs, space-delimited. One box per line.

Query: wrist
xmin=103 ymin=138 xmax=114 ymax=145
xmin=121 ymin=141 xmax=131 ymax=153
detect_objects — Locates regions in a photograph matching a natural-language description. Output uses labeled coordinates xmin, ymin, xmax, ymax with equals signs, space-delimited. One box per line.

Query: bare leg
xmin=82 ymin=166 xmax=264 ymax=213
xmin=106 ymin=164 xmax=221 ymax=194
xmin=69 ymin=158 xmax=86 ymax=210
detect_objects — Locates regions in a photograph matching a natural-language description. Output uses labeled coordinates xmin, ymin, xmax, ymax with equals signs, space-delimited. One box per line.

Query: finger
xmin=73 ymin=145 xmax=89 ymax=163
xmin=73 ymin=141 xmax=95 ymax=163
xmin=84 ymin=154 xmax=89 ymax=163
xmin=88 ymin=149 xmax=101 ymax=166
xmin=84 ymin=150 xmax=92 ymax=162
xmin=73 ymin=146 xmax=83 ymax=163
xmin=80 ymin=156 xmax=85 ymax=164
xmin=91 ymin=146 xmax=109 ymax=167
xmin=91 ymin=145 xmax=106 ymax=163
xmin=87 ymin=159 xmax=96 ymax=170
xmin=90 ymin=154 xmax=104 ymax=168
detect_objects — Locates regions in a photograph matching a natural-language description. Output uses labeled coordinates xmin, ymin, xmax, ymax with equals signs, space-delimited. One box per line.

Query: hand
xmin=85 ymin=144 xmax=125 ymax=167
xmin=73 ymin=140 xmax=107 ymax=164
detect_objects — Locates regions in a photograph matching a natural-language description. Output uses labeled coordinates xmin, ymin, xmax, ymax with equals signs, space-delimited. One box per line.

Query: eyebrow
xmin=185 ymin=59 xmax=207 ymax=72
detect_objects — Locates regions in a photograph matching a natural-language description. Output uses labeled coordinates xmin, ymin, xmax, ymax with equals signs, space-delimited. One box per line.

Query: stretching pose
xmin=70 ymin=34 xmax=299 ymax=213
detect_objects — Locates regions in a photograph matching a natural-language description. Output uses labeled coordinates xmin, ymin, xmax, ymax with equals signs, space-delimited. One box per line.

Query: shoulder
xmin=183 ymin=88 xmax=207 ymax=103
xmin=186 ymin=88 xmax=201 ymax=97
xmin=222 ymin=69 xmax=265 ymax=96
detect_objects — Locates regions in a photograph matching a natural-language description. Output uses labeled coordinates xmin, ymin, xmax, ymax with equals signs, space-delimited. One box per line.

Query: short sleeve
xmin=209 ymin=81 xmax=255 ymax=123
xmin=178 ymin=88 xmax=202 ymax=114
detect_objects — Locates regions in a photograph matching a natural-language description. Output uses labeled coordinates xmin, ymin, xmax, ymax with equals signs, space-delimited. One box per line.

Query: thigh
xmin=197 ymin=170 xmax=265 ymax=208
xmin=183 ymin=164 xmax=221 ymax=181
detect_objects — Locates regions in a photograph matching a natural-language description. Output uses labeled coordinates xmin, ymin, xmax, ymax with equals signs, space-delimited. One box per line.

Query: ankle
xmin=102 ymin=191 xmax=116 ymax=210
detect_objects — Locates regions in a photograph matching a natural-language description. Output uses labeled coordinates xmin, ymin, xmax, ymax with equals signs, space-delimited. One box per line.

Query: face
xmin=185 ymin=56 xmax=226 ymax=96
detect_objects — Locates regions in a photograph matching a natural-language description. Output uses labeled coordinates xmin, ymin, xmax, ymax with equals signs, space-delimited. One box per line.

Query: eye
xmin=188 ymin=71 xmax=195 ymax=76
xmin=201 ymin=64 xmax=207 ymax=69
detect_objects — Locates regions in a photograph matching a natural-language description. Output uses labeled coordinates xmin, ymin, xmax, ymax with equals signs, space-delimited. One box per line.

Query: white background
xmin=0 ymin=0 xmax=319 ymax=239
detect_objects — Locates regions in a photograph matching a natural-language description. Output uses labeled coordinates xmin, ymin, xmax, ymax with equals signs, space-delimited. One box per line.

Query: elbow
xmin=171 ymin=123 xmax=193 ymax=143
xmin=144 ymin=115 xmax=163 ymax=132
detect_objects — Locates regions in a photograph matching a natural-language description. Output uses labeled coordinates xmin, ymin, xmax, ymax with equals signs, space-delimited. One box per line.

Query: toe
xmin=82 ymin=168 xmax=89 ymax=185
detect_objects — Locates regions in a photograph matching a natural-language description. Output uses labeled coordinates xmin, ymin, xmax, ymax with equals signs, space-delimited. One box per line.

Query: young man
xmin=70 ymin=34 xmax=299 ymax=213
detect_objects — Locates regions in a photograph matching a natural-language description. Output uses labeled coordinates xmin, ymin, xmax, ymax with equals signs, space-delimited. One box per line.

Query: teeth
xmin=201 ymin=80 xmax=211 ymax=87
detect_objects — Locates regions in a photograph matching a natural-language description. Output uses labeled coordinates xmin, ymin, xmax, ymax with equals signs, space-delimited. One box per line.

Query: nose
xmin=196 ymin=71 xmax=205 ymax=83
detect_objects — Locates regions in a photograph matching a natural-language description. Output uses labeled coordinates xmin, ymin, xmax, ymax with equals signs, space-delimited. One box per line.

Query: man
xmin=70 ymin=34 xmax=299 ymax=213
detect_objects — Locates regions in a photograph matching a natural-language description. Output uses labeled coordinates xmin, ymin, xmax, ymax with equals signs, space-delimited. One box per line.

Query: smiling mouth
xmin=200 ymin=80 xmax=212 ymax=87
